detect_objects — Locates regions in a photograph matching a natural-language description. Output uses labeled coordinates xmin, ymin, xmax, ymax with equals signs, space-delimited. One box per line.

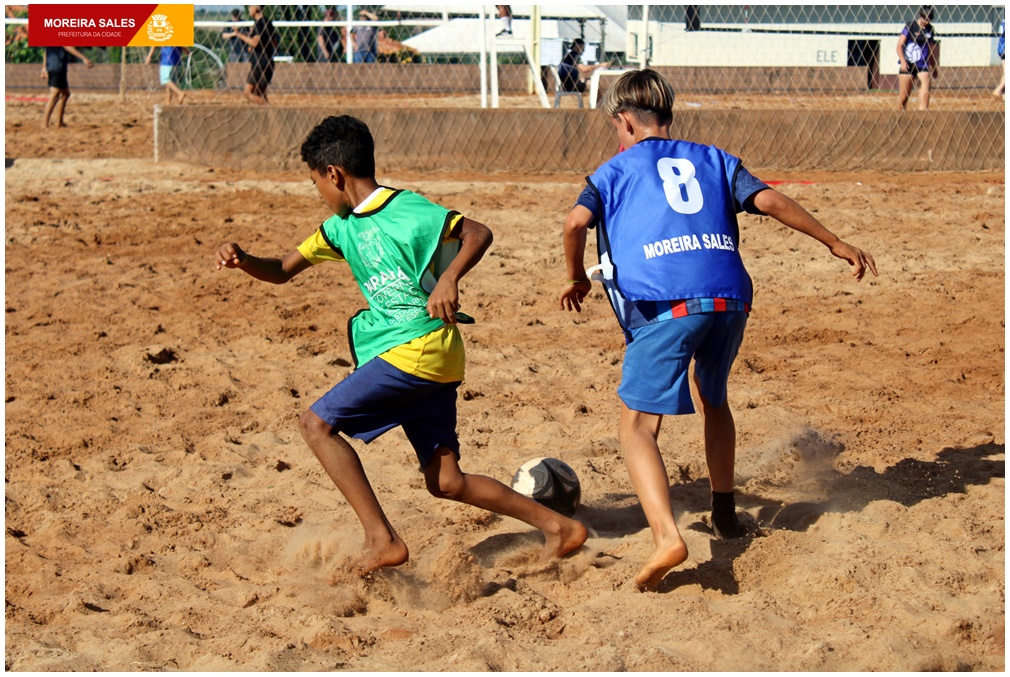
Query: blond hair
xmin=601 ymin=69 xmax=675 ymax=126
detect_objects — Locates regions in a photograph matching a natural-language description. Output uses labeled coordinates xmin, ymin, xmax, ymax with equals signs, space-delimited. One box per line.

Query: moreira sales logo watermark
xmin=29 ymin=4 xmax=193 ymax=47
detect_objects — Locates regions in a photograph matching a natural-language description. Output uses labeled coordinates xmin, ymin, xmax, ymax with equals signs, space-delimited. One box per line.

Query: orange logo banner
xmin=29 ymin=4 xmax=193 ymax=46
xmin=129 ymin=4 xmax=193 ymax=47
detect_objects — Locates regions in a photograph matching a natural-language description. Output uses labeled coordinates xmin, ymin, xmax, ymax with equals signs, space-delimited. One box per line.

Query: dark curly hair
xmin=300 ymin=115 xmax=376 ymax=178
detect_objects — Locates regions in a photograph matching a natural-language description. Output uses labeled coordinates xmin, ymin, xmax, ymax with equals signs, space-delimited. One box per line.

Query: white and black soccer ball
xmin=510 ymin=457 xmax=581 ymax=517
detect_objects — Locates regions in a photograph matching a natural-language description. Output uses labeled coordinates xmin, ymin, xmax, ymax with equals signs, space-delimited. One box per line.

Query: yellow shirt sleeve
xmin=297 ymin=189 xmax=410 ymax=264
xmin=297 ymin=228 xmax=345 ymax=264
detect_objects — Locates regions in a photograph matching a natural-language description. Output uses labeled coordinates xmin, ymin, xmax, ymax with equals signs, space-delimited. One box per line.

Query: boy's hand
xmin=84 ymin=58 xmax=94 ymax=69
xmin=559 ymin=279 xmax=592 ymax=312
xmin=215 ymin=242 xmax=248 ymax=270
xmin=829 ymin=240 xmax=878 ymax=281
xmin=427 ymin=277 xmax=460 ymax=324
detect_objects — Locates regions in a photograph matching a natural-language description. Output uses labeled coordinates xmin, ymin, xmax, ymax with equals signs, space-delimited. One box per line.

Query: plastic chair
xmin=548 ymin=65 xmax=584 ymax=109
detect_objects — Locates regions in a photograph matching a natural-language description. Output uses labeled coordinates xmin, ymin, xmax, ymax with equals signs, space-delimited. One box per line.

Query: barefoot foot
xmin=634 ymin=538 xmax=688 ymax=591
xmin=351 ymin=535 xmax=409 ymax=577
xmin=541 ymin=517 xmax=589 ymax=560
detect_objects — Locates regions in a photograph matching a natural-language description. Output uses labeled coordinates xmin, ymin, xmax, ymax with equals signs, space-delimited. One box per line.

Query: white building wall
xmin=627 ymin=21 xmax=1002 ymax=73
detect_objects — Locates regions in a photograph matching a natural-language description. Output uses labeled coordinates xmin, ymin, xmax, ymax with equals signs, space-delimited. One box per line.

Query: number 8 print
xmin=657 ymin=158 xmax=704 ymax=214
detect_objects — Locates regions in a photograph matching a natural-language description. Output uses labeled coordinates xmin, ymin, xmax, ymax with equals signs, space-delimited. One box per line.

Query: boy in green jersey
xmin=215 ymin=115 xmax=587 ymax=576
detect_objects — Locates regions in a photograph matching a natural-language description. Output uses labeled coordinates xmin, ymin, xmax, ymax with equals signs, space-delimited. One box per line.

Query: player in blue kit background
xmin=558 ymin=69 xmax=877 ymax=591
xmin=897 ymin=5 xmax=940 ymax=110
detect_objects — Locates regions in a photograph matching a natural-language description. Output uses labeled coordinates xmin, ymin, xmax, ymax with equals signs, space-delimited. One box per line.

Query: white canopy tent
xmin=385 ymin=4 xmax=628 ymax=56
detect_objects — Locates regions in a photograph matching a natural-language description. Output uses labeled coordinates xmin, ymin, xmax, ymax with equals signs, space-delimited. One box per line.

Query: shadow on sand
xmin=580 ymin=441 xmax=1004 ymax=594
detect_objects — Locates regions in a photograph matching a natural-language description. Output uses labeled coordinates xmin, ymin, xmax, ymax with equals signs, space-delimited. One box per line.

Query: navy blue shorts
xmin=47 ymin=71 xmax=69 ymax=90
xmin=310 ymin=357 xmax=461 ymax=469
xmin=618 ymin=311 xmax=748 ymax=416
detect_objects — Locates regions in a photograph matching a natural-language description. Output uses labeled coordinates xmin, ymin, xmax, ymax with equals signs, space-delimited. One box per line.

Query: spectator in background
xmin=897 ymin=5 xmax=940 ymax=110
xmin=223 ymin=5 xmax=277 ymax=105
xmin=353 ymin=9 xmax=379 ymax=63
xmin=558 ymin=38 xmax=610 ymax=93
xmin=317 ymin=8 xmax=344 ymax=62
xmin=145 ymin=45 xmax=189 ymax=105
xmin=496 ymin=5 xmax=512 ymax=37
xmin=40 ymin=46 xmax=93 ymax=129
xmin=993 ymin=17 xmax=1005 ymax=98
xmin=226 ymin=8 xmax=249 ymax=63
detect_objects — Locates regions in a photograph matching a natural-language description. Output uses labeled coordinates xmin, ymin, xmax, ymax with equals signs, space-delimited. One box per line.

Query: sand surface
xmin=4 ymin=95 xmax=1006 ymax=671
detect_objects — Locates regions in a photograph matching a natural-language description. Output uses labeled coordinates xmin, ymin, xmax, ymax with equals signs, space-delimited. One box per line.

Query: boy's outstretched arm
xmin=752 ymin=189 xmax=878 ymax=281
xmin=63 ymin=46 xmax=94 ymax=68
xmin=559 ymin=205 xmax=594 ymax=312
xmin=214 ymin=242 xmax=312 ymax=284
xmin=427 ymin=217 xmax=493 ymax=324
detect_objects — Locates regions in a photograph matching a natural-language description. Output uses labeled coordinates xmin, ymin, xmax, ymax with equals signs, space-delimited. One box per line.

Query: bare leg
xmin=917 ymin=71 xmax=932 ymax=110
xmin=897 ymin=73 xmax=914 ymax=110
xmin=42 ymin=87 xmax=61 ymax=128
xmin=166 ymin=81 xmax=186 ymax=105
xmin=243 ymin=83 xmax=267 ymax=105
xmin=54 ymin=89 xmax=70 ymax=127
xmin=694 ymin=376 xmax=744 ymax=538
xmin=618 ymin=403 xmax=688 ymax=591
xmin=694 ymin=378 xmax=736 ymax=494
xmin=423 ymin=447 xmax=587 ymax=560
xmin=299 ymin=410 xmax=408 ymax=575
xmin=994 ymin=60 xmax=1006 ymax=96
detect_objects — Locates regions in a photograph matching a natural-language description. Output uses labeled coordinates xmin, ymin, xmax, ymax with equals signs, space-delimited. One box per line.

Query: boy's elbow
xmin=564 ymin=209 xmax=591 ymax=236
xmin=463 ymin=220 xmax=493 ymax=248
xmin=752 ymin=187 xmax=786 ymax=215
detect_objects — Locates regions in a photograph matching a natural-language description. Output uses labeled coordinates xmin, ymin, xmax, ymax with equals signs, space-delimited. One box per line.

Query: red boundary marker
xmin=762 ymin=180 xmax=818 ymax=185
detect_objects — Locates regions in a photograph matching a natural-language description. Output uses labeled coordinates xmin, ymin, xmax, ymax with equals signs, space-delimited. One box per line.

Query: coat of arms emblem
xmin=147 ymin=14 xmax=174 ymax=42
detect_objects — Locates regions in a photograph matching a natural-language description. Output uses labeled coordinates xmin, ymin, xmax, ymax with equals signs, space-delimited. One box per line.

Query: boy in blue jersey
xmin=558 ymin=70 xmax=876 ymax=591
xmin=145 ymin=46 xmax=189 ymax=106
xmin=897 ymin=5 xmax=940 ymax=110
xmin=216 ymin=115 xmax=587 ymax=577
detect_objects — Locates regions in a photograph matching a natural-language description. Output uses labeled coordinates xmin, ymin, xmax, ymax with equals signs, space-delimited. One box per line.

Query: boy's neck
xmin=632 ymin=124 xmax=672 ymax=144
xmin=346 ymin=176 xmax=383 ymax=211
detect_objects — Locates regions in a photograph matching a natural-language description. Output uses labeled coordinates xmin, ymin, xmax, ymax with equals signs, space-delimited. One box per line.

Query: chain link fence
xmin=5 ymin=4 xmax=1005 ymax=171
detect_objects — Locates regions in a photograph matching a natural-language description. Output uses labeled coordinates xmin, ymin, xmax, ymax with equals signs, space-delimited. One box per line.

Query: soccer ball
xmin=510 ymin=457 xmax=581 ymax=517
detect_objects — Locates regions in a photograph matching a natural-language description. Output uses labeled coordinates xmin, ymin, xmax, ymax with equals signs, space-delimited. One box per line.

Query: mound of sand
xmin=4 ymin=97 xmax=1004 ymax=671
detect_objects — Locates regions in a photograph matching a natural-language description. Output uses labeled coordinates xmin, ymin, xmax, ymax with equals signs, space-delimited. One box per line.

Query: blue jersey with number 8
xmin=587 ymin=138 xmax=753 ymax=305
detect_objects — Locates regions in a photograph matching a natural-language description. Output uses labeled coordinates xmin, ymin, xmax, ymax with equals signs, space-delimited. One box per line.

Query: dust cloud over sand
xmin=4 ymin=97 xmax=1005 ymax=670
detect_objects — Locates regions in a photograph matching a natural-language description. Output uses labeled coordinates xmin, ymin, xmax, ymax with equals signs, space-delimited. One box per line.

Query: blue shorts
xmin=618 ymin=311 xmax=748 ymax=416
xmin=310 ymin=357 xmax=461 ymax=469
xmin=159 ymin=64 xmax=179 ymax=86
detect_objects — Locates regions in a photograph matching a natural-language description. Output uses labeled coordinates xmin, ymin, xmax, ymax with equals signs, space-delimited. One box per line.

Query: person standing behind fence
xmin=40 ymin=46 xmax=93 ymax=129
xmin=145 ymin=45 xmax=189 ymax=106
xmin=226 ymin=8 xmax=249 ymax=64
xmin=496 ymin=5 xmax=513 ymax=37
xmin=897 ymin=5 xmax=940 ymax=111
xmin=353 ymin=9 xmax=379 ymax=63
xmin=558 ymin=39 xmax=611 ymax=93
xmin=993 ymin=17 xmax=1005 ymax=98
xmin=223 ymin=5 xmax=277 ymax=105
xmin=317 ymin=8 xmax=344 ymax=63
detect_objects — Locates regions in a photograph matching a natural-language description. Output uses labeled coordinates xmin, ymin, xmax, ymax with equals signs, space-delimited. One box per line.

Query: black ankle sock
xmin=711 ymin=491 xmax=743 ymax=538
xmin=712 ymin=490 xmax=735 ymax=509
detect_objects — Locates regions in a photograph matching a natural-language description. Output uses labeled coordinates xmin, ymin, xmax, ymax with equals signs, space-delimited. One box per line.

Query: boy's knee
xmin=425 ymin=471 xmax=465 ymax=500
xmin=298 ymin=409 xmax=332 ymax=443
